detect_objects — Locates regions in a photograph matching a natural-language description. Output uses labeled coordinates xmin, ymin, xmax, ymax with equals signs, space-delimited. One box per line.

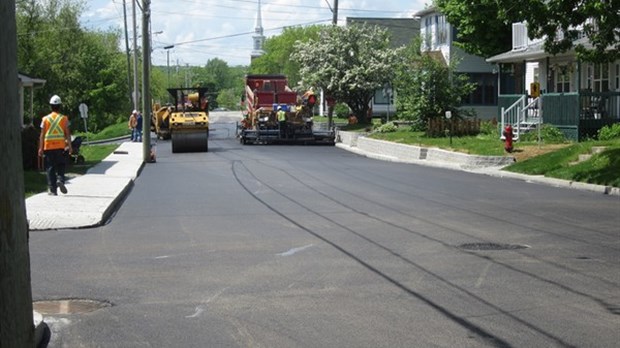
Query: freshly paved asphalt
xmin=28 ymin=113 xmax=620 ymax=347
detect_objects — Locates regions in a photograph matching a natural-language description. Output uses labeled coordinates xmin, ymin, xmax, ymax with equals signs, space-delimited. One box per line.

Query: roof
xmin=413 ymin=7 xmax=438 ymax=18
xmin=486 ymin=43 xmax=547 ymax=63
xmin=486 ymin=37 xmax=591 ymax=63
xmin=18 ymin=73 xmax=46 ymax=88
xmin=346 ymin=17 xmax=420 ymax=48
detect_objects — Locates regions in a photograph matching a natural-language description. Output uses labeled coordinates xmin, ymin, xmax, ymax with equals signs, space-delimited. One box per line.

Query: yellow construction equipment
xmin=152 ymin=88 xmax=210 ymax=153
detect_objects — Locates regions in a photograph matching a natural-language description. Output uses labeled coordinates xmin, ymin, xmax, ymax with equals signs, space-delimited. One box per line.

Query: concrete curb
xmin=34 ymin=310 xmax=45 ymax=347
xmin=336 ymin=131 xmax=619 ymax=197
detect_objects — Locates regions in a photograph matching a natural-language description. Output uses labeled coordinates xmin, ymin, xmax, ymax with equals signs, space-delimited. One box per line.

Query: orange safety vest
xmin=42 ymin=112 xmax=68 ymax=150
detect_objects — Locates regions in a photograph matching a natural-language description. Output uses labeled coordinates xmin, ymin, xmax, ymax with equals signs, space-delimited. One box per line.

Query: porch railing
xmin=500 ymin=95 xmax=541 ymax=140
xmin=579 ymin=91 xmax=620 ymax=121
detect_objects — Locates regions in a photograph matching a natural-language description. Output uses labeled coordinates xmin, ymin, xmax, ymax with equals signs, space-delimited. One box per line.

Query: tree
xmin=216 ymin=88 xmax=241 ymax=110
xmin=292 ymin=24 xmax=402 ymax=123
xmin=522 ymin=0 xmax=620 ymax=63
xmin=16 ymin=0 xmax=131 ymax=130
xmin=435 ymin=0 xmax=519 ymax=58
xmin=251 ymin=25 xmax=321 ymax=87
xmin=436 ymin=0 xmax=620 ymax=63
xmin=1 ymin=0 xmax=34 ymax=346
xmin=394 ymin=39 xmax=475 ymax=129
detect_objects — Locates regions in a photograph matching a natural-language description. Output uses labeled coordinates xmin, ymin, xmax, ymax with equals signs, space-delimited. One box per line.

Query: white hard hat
xmin=277 ymin=106 xmax=282 ymax=110
xmin=49 ymin=95 xmax=62 ymax=105
xmin=132 ymin=110 xmax=138 ymax=114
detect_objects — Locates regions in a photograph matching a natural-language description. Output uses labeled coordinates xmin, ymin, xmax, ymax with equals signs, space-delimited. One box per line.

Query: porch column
xmin=18 ymin=83 xmax=24 ymax=128
xmin=577 ymin=60 xmax=582 ymax=91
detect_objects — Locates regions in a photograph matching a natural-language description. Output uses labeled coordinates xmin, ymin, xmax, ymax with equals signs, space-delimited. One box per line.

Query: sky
xmin=80 ymin=0 xmax=429 ymax=67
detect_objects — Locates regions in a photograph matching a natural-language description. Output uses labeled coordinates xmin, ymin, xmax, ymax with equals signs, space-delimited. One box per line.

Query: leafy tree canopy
xmin=292 ymin=24 xmax=402 ymax=123
xmin=521 ymin=0 xmax=620 ymax=63
xmin=251 ymin=25 xmax=321 ymax=87
xmin=436 ymin=0 xmax=620 ymax=62
xmin=16 ymin=0 xmax=131 ymax=131
xmin=435 ymin=0 xmax=518 ymax=58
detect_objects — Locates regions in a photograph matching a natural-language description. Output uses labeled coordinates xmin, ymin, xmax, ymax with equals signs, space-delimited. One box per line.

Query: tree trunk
xmin=0 ymin=1 xmax=35 ymax=347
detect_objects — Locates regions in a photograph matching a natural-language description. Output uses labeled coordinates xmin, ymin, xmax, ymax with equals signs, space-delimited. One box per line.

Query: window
xmin=452 ymin=25 xmax=458 ymax=43
xmin=373 ymin=89 xmax=393 ymax=105
xmin=424 ymin=17 xmax=432 ymax=50
xmin=615 ymin=63 xmax=619 ymax=90
xmin=592 ymin=63 xmax=609 ymax=92
xmin=462 ymin=73 xmax=497 ymax=106
xmin=436 ymin=15 xmax=447 ymax=45
xmin=555 ymin=68 xmax=572 ymax=93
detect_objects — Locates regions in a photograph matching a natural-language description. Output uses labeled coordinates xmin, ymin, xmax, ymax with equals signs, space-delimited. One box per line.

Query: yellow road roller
xmin=159 ymin=88 xmax=210 ymax=153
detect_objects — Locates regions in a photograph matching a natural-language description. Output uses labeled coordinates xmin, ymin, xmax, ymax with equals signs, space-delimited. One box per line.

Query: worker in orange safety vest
xmin=38 ymin=95 xmax=72 ymax=195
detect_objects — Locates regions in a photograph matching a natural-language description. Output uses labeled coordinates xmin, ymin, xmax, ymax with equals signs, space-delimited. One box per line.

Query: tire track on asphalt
xmin=264 ymin=158 xmax=620 ymax=314
xmin=231 ymin=159 xmax=578 ymax=348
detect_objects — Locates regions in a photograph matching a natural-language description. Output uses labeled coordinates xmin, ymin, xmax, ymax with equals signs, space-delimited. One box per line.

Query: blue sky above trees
xmin=81 ymin=0 xmax=427 ymax=67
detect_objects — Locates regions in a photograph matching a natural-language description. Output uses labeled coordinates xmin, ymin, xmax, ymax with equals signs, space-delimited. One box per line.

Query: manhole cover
xmin=459 ymin=243 xmax=529 ymax=251
xmin=33 ymin=299 xmax=111 ymax=315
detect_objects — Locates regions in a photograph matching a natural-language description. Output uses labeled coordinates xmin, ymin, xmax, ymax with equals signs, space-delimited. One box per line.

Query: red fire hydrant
xmin=503 ymin=124 xmax=513 ymax=153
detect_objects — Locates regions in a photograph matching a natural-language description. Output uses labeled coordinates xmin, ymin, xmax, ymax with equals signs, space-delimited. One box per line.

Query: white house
xmin=415 ymin=7 xmax=498 ymax=120
xmin=487 ymin=21 xmax=620 ymax=140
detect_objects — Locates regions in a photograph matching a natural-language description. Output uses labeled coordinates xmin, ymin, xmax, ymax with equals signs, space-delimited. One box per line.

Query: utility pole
xmin=0 ymin=0 xmax=34 ymax=347
xmin=132 ymin=0 xmax=139 ymax=111
xmin=123 ymin=0 xmax=132 ymax=105
xmin=142 ymin=0 xmax=152 ymax=163
xmin=164 ymin=45 xmax=174 ymax=88
xmin=332 ymin=0 xmax=338 ymax=25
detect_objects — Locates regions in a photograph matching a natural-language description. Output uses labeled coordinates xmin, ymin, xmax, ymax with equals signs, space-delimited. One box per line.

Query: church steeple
xmin=251 ymin=0 xmax=265 ymax=60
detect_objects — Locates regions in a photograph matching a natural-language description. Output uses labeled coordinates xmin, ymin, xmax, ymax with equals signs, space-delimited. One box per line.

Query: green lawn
xmin=362 ymin=128 xmax=620 ymax=187
xmin=506 ymin=140 xmax=620 ymax=187
xmin=74 ymin=121 xmax=131 ymax=141
xmin=369 ymin=129 xmax=529 ymax=156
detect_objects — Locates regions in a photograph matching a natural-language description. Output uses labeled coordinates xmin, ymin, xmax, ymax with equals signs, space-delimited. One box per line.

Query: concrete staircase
xmin=570 ymin=146 xmax=608 ymax=166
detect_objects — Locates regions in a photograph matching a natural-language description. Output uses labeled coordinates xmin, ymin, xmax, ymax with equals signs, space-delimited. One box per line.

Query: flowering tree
xmin=292 ymin=24 xmax=402 ymax=124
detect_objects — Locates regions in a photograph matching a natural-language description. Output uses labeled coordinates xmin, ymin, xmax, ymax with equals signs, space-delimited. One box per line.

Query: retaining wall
xmin=337 ymin=130 xmax=514 ymax=167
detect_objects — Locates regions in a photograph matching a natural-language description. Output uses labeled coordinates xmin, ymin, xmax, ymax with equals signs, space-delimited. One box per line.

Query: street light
xmin=164 ymin=45 xmax=174 ymax=88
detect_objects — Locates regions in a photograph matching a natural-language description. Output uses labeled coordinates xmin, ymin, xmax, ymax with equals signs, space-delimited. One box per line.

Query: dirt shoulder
xmin=512 ymin=144 xmax=571 ymax=162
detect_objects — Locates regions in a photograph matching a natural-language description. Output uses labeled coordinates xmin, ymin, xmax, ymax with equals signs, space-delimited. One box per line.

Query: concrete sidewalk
xmin=26 ymin=142 xmax=145 ymax=231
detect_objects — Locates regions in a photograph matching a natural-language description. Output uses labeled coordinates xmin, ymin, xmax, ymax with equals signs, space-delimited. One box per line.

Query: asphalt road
xmin=30 ymin=112 xmax=620 ymax=347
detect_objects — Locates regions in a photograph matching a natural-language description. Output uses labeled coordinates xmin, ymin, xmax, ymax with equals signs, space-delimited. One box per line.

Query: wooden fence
xmin=426 ymin=118 xmax=481 ymax=137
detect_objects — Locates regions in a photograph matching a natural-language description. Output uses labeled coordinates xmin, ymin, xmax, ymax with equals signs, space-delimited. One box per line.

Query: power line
xmin=172 ymin=18 xmax=331 ymax=46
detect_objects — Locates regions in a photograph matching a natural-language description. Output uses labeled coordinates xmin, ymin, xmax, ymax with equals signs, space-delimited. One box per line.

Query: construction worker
xmin=277 ymin=106 xmax=287 ymax=139
xmin=38 ymin=95 xmax=71 ymax=195
xmin=128 ymin=110 xmax=138 ymax=141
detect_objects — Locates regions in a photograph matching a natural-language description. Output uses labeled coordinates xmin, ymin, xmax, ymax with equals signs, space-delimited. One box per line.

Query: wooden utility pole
xmin=132 ymin=0 xmax=139 ymax=110
xmin=123 ymin=0 xmax=132 ymax=105
xmin=0 ymin=0 xmax=35 ymax=347
xmin=142 ymin=0 xmax=152 ymax=163
xmin=332 ymin=0 xmax=338 ymax=25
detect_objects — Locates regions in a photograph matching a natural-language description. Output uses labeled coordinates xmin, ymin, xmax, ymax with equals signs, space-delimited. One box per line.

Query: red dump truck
xmin=238 ymin=74 xmax=334 ymax=145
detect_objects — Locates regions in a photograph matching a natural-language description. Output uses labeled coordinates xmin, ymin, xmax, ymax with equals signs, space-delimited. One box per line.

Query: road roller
xmin=153 ymin=88 xmax=209 ymax=153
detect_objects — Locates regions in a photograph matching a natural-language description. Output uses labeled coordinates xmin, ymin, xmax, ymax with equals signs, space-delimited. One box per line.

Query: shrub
xmin=520 ymin=124 xmax=566 ymax=143
xmin=334 ymin=103 xmax=351 ymax=118
xmin=374 ymin=122 xmax=398 ymax=133
xmin=598 ymin=123 xmax=620 ymax=140
xmin=480 ymin=120 xmax=499 ymax=136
